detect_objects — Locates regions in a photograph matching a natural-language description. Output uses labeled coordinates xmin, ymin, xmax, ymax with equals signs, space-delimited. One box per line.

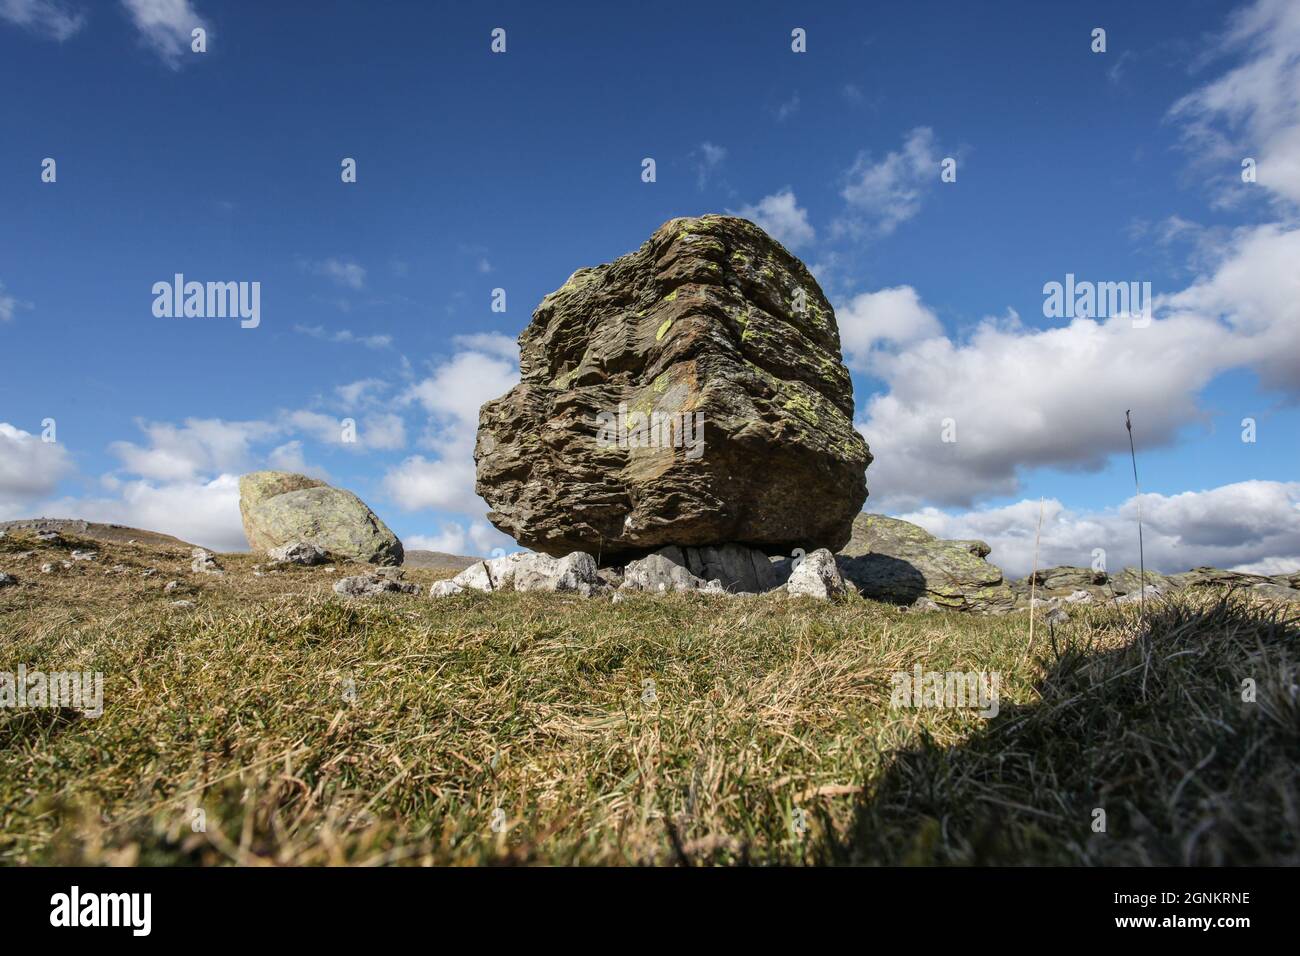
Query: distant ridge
xmin=402 ymin=550 xmax=481 ymax=571
xmin=0 ymin=518 xmax=198 ymax=551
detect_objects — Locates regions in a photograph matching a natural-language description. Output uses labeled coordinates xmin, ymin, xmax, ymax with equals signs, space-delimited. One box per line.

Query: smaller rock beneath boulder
xmin=446 ymin=551 xmax=601 ymax=595
xmin=191 ymin=549 xmax=224 ymax=575
xmin=620 ymin=551 xmax=712 ymax=593
xmin=786 ymin=548 xmax=848 ymax=599
xmin=163 ymin=580 xmax=182 ymax=593
xmin=268 ymin=542 xmax=329 ymax=566
xmin=513 ymin=552 xmax=600 ymax=595
xmin=169 ymin=600 xmax=196 ymax=609
xmin=34 ymin=531 xmax=61 ymax=543
xmin=674 ymin=544 xmax=783 ymax=594
xmin=0 ymin=571 xmax=17 ymax=588
xmin=71 ymin=550 xmax=97 ymax=562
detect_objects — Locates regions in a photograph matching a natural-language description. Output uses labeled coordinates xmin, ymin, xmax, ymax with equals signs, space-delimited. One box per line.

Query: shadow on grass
xmin=811 ymin=593 xmax=1299 ymax=866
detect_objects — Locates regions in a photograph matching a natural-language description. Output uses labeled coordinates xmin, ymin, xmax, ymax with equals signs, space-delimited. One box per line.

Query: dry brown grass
xmin=0 ymin=529 xmax=1295 ymax=865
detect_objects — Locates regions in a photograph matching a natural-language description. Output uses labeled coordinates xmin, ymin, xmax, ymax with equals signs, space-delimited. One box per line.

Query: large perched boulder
xmin=836 ymin=514 xmax=1017 ymax=613
xmin=239 ymin=471 xmax=403 ymax=566
xmin=474 ymin=215 xmax=872 ymax=559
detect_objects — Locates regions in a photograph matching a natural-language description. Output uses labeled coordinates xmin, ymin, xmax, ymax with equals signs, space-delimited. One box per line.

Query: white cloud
xmin=302 ymin=257 xmax=366 ymax=290
xmin=1169 ymin=0 xmax=1300 ymax=207
xmin=0 ymin=282 xmax=26 ymax=323
xmin=266 ymin=440 xmax=328 ymax=478
xmin=335 ymin=378 xmax=388 ymax=409
xmin=0 ymin=422 xmax=75 ymax=515
xmin=451 ymin=332 xmax=517 ymax=363
xmin=774 ymin=94 xmax=800 ymax=122
xmin=385 ymin=343 xmax=520 ymax=517
xmin=836 ymin=286 xmax=945 ymax=370
xmin=407 ymin=520 xmax=514 ymax=557
xmin=836 ymin=126 xmax=942 ymax=237
xmin=404 ymin=350 xmax=519 ymax=427
xmin=0 ymin=0 xmax=84 ymax=41
xmin=294 ymin=324 xmax=392 ymax=350
xmin=44 ymin=473 xmax=247 ymax=551
xmin=359 ymin=412 xmax=406 ymax=451
xmin=729 ymin=189 xmax=815 ymax=249
xmin=693 ymin=141 xmax=726 ymax=190
xmin=109 ymin=418 xmax=278 ymax=482
xmin=906 ymin=480 xmax=1300 ymax=579
xmin=383 ymin=454 xmax=482 ymax=515
xmin=856 ymin=224 xmax=1300 ymax=512
xmin=119 ymin=0 xmax=208 ymax=68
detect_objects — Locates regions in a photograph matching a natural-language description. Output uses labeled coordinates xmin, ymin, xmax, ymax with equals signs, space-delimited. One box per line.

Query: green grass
xmin=0 ymin=529 xmax=1295 ymax=865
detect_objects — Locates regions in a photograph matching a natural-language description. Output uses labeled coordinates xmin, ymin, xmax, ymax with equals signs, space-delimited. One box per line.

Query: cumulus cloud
xmin=836 ymin=126 xmax=942 ymax=238
xmin=384 ymin=344 xmax=520 ymax=516
xmin=109 ymin=418 xmax=278 ymax=482
xmin=836 ymin=286 xmax=945 ymax=370
xmin=905 ymin=480 xmax=1300 ymax=579
xmin=119 ymin=0 xmax=209 ymax=68
xmin=451 ymin=332 xmax=518 ymax=363
xmin=383 ymin=455 xmax=482 ymax=515
xmin=406 ymin=519 xmax=514 ymax=558
xmin=856 ymin=223 xmax=1300 ymax=511
xmin=0 ymin=0 xmax=84 ymax=41
xmin=1169 ymin=0 xmax=1300 ymax=207
xmin=729 ymin=189 xmax=815 ymax=249
xmin=44 ymin=474 xmax=247 ymax=551
xmin=0 ymin=422 xmax=75 ymax=516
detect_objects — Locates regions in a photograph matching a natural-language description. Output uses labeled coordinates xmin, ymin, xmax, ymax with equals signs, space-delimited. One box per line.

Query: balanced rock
xmin=836 ymin=514 xmax=1017 ymax=613
xmin=239 ymin=471 xmax=403 ymax=566
xmin=474 ymin=215 xmax=872 ymax=559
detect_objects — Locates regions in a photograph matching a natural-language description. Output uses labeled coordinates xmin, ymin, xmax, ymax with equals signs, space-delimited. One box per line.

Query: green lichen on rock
xmin=475 ymin=214 xmax=872 ymax=558
xmin=239 ymin=471 xmax=403 ymax=566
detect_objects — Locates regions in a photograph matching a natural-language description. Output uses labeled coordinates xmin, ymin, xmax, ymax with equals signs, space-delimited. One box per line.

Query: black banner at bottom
xmin=0 ymin=865 xmax=1280 ymax=942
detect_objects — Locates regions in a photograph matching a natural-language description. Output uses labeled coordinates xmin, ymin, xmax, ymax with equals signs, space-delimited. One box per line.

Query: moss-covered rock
xmin=475 ymin=215 xmax=871 ymax=558
xmin=238 ymin=471 xmax=403 ymax=566
xmin=836 ymin=514 xmax=1017 ymax=613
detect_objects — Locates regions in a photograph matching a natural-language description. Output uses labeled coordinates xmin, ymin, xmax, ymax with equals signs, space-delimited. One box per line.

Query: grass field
xmin=1 ymin=528 xmax=1296 ymax=865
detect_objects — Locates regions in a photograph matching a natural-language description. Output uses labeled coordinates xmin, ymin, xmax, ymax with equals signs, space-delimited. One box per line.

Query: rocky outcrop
xmin=474 ymin=215 xmax=872 ymax=560
xmin=239 ymin=471 xmax=403 ymax=566
xmin=836 ymin=514 xmax=1017 ymax=613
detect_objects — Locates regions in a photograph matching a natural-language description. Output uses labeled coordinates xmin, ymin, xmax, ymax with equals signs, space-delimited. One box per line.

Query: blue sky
xmin=1 ymin=0 xmax=1297 ymax=576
